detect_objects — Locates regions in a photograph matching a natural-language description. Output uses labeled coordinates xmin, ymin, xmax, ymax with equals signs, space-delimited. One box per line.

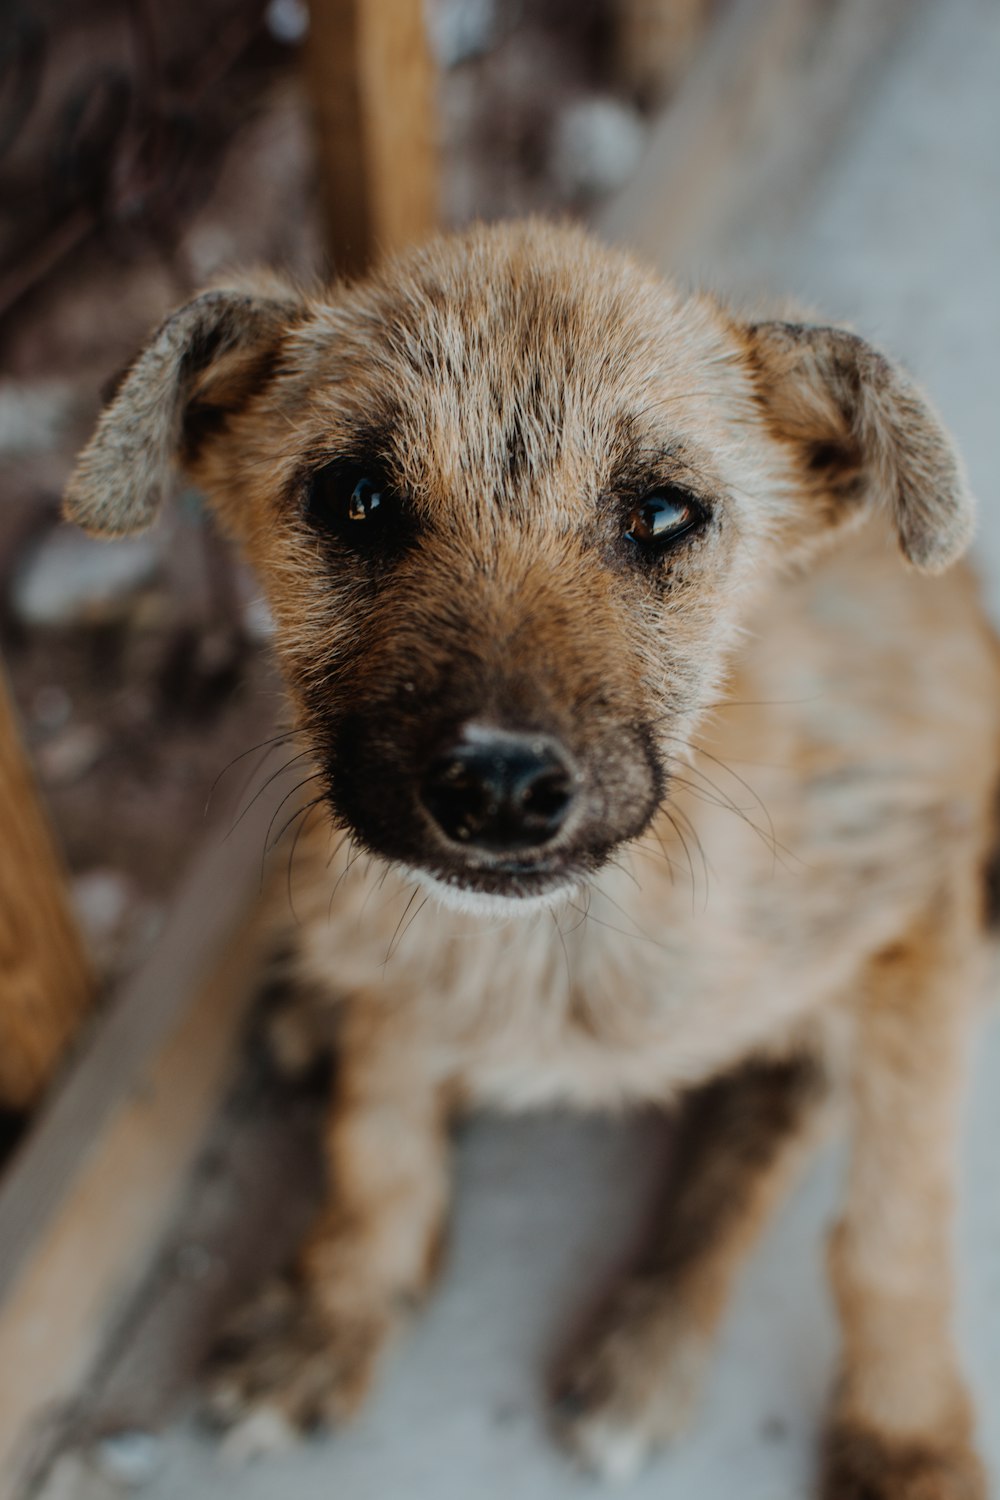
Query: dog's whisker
xmin=325 ymin=828 xmax=352 ymax=869
xmin=327 ymin=835 xmax=365 ymax=920
xmin=584 ymin=882 xmax=665 ymax=949
xmin=660 ymin=745 xmax=800 ymax=873
xmin=548 ymin=906 xmax=573 ymax=988
xmin=570 ymin=891 xmax=662 ymax=950
xmin=561 ymin=892 xmax=591 ymax=937
xmin=326 ymin=842 xmax=354 ymax=921
xmin=224 ymin=749 xmax=316 ymax=842
xmin=259 ymin=774 xmax=326 ymax=884
xmin=668 ymin=801 xmax=714 ymax=906
xmin=635 ymin=826 xmax=687 ymax=886
xmin=205 ymin=729 xmax=296 ymax=817
xmin=662 ymin=811 xmax=702 ymax=916
xmin=382 ymin=885 xmax=422 ymax=967
xmin=395 ymin=892 xmax=431 ymax=954
xmin=605 ymin=853 xmax=642 ymax=892
xmin=285 ymin=798 xmax=326 ymax=922
xmin=358 ymin=861 xmax=399 ymax=920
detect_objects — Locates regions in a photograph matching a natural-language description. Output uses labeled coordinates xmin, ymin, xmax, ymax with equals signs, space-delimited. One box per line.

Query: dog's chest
xmin=295 ymin=825 xmax=876 ymax=1111
xmin=429 ymin=865 xmax=868 ymax=1110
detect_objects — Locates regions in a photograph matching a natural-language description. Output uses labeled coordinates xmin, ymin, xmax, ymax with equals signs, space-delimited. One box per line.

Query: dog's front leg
xmin=210 ymin=1011 xmax=450 ymax=1437
xmin=823 ymin=920 xmax=986 ymax=1500
xmin=555 ymin=1052 xmax=829 ymax=1481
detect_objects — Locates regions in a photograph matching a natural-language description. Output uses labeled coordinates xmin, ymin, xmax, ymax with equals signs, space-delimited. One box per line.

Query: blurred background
xmin=0 ymin=1 xmax=998 ymax=1497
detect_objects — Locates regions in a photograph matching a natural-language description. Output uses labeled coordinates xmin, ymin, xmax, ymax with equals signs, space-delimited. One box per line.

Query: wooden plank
xmin=0 ymin=732 xmax=300 ymax=1500
xmin=305 ymin=0 xmax=439 ymax=276
xmin=0 ymin=666 xmax=92 ymax=1114
xmin=83 ymin=1045 xmax=324 ymax=1438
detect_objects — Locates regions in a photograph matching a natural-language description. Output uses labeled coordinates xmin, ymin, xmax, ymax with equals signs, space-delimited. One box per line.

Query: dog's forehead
xmin=279 ymin=229 xmax=745 ymax=509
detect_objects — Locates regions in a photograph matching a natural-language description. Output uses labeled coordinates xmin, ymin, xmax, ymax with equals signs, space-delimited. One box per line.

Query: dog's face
xmin=66 ymin=222 xmax=971 ymax=910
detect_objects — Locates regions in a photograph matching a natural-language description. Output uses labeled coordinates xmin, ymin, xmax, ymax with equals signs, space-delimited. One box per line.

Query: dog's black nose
xmin=421 ymin=729 xmax=578 ymax=853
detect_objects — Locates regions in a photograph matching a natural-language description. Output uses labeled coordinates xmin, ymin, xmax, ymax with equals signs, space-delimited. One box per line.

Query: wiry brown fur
xmin=66 ymin=220 xmax=999 ymax=1495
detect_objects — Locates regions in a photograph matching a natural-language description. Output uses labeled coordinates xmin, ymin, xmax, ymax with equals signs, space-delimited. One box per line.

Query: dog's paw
xmin=206 ymin=1277 xmax=390 ymax=1451
xmin=822 ymin=1420 xmax=987 ymax=1500
xmin=552 ymin=1286 xmax=709 ymax=1483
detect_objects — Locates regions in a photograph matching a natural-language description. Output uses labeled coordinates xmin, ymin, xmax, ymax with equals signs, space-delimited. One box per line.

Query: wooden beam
xmin=305 ymin=0 xmax=439 ymax=276
xmin=0 ymin=730 xmax=297 ymax=1500
xmin=0 ymin=666 xmax=92 ymax=1114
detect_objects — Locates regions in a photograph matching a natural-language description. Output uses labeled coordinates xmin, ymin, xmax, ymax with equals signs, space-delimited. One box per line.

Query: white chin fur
xmin=403 ymin=865 xmax=579 ymax=919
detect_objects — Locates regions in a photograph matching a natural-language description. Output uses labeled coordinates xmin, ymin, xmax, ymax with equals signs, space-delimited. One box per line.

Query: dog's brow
xmin=605 ymin=425 xmax=725 ymax=499
xmin=302 ymin=412 xmax=400 ymax=470
xmin=607 ymin=441 xmax=686 ymax=492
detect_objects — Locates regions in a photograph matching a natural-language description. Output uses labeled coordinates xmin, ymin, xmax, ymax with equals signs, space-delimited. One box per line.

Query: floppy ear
xmin=745 ymin=320 xmax=973 ymax=573
xmin=64 ymin=287 xmax=302 ymax=536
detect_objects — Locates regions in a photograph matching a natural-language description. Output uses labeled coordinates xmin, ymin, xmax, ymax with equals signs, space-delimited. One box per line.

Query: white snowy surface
xmin=81 ymin=2 xmax=1000 ymax=1494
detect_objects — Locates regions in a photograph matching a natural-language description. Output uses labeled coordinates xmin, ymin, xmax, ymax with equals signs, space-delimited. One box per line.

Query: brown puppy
xmin=66 ymin=220 xmax=998 ymax=1497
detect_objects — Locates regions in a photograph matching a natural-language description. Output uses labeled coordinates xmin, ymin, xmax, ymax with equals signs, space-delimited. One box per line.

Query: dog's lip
xmin=415 ymin=821 xmax=579 ymax=880
xmin=435 ymin=863 xmax=568 ymax=893
xmin=402 ymin=858 xmax=582 ymax=915
xmin=458 ymin=854 xmax=562 ymax=877
xmin=407 ymin=852 xmax=579 ymax=899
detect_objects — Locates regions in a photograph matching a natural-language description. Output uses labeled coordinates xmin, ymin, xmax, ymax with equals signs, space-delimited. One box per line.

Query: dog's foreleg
xmin=823 ymin=918 xmax=986 ymax=1500
xmin=556 ymin=1052 xmax=828 ymax=1480
xmin=210 ymin=1013 xmax=450 ymax=1436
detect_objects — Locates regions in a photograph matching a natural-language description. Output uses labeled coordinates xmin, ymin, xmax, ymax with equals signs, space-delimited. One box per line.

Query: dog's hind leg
xmin=555 ymin=1051 xmax=830 ymax=1481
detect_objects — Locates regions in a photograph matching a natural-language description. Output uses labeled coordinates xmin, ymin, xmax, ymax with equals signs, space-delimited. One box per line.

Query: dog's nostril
xmin=520 ymin=767 xmax=573 ymax=822
xmin=421 ymin=731 xmax=578 ymax=853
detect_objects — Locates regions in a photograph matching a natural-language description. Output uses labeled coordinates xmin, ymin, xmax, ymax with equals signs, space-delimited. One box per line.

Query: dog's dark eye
xmin=305 ymin=461 xmax=404 ymax=550
xmin=625 ymin=489 xmax=703 ymax=553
